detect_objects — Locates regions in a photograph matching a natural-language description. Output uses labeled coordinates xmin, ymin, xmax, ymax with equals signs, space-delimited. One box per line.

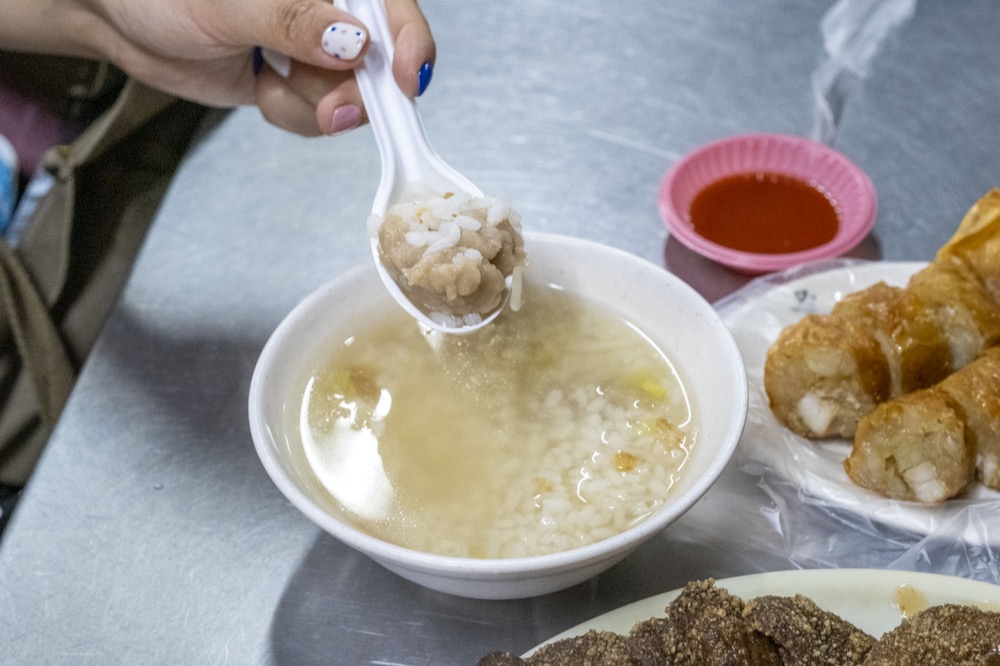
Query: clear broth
xmin=299 ymin=283 xmax=695 ymax=558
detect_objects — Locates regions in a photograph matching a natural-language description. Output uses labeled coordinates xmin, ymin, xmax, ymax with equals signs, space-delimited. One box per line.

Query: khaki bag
xmin=0 ymin=60 xmax=208 ymax=485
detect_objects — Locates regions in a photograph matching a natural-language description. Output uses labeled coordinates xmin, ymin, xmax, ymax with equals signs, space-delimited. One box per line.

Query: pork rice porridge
xmin=374 ymin=191 xmax=526 ymax=327
xmin=298 ymin=282 xmax=695 ymax=558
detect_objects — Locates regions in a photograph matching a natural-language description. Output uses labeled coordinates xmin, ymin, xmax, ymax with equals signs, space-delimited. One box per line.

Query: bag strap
xmin=0 ymin=81 xmax=176 ymax=424
xmin=26 ymin=80 xmax=178 ymax=306
xmin=0 ymin=241 xmax=74 ymax=428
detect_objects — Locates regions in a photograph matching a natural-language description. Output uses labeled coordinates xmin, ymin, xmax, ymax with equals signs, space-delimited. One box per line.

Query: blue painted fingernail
xmin=417 ymin=61 xmax=433 ymax=96
xmin=252 ymin=47 xmax=264 ymax=76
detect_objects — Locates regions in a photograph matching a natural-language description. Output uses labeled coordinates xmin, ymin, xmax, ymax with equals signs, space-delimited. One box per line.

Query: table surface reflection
xmin=2 ymin=1 xmax=999 ymax=663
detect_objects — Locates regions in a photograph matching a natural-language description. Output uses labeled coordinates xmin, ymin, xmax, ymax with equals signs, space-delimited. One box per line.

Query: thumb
xmin=241 ymin=0 xmax=370 ymax=70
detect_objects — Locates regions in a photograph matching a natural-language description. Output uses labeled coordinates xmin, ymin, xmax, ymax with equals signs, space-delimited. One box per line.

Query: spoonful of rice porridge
xmin=336 ymin=0 xmax=526 ymax=333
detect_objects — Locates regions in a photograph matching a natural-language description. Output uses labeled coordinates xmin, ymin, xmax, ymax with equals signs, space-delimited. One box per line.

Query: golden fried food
xmin=765 ymin=189 xmax=1000 ymax=444
xmin=906 ymin=255 xmax=1000 ymax=369
xmin=846 ymin=346 xmax=1000 ymax=502
xmin=937 ymin=188 xmax=1000 ymax=301
xmin=937 ymin=346 xmax=1000 ymax=490
xmin=831 ymin=281 xmax=951 ymax=396
xmin=764 ymin=314 xmax=890 ymax=439
xmin=846 ymin=389 xmax=976 ymax=503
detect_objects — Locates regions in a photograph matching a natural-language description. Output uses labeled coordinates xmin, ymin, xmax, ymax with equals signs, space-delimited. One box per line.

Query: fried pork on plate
xmin=476 ymin=631 xmax=640 ymax=666
xmin=860 ymin=604 xmax=1000 ymax=665
xmin=528 ymin=630 xmax=639 ymax=666
xmin=742 ymin=594 xmax=876 ymax=665
xmin=476 ymin=577 xmax=1000 ymax=666
xmin=476 ymin=580 xmax=783 ymax=666
xmin=631 ymin=579 xmax=780 ymax=666
xmin=476 ymin=652 xmax=527 ymax=666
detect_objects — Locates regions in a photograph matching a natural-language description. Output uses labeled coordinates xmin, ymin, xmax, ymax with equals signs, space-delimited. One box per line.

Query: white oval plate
xmin=715 ymin=260 xmax=1000 ymax=540
xmin=527 ymin=568 xmax=1000 ymax=655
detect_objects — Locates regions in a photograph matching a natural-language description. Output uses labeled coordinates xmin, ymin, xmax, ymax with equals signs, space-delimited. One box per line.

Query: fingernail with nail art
xmin=322 ymin=23 xmax=367 ymax=60
xmin=417 ymin=61 xmax=433 ymax=96
xmin=330 ymin=104 xmax=362 ymax=135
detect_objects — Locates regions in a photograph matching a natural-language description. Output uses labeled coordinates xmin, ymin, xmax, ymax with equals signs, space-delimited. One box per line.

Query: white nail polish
xmin=321 ymin=22 xmax=367 ymax=60
xmin=261 ymin=48 xmax=291 ymax=78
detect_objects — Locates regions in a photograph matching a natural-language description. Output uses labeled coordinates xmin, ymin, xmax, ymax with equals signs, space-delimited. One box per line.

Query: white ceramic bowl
xmin=248 ymin=232 xmax=748 ymax=599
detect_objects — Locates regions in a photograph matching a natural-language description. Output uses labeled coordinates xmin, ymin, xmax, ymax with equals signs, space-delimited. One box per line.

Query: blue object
xmin=0 ymin=134 xmax=16 ymax=235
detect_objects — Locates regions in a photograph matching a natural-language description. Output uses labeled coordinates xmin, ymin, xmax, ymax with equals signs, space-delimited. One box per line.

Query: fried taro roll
xmin=830 ymin=281 xmax=952 ymax=396
xmin=846 ymin=346 xmax=1000 ymax=501
xmin=765 ymin=314 xmax=891 ymax=439
xmin=845 ymin=389 xmax=976 ymax=503
xmin=906 ymin=255 xmax=1000 ymax=369
xmin=937 ymin=346 xmax=1000 ymax=490
xmin=765 ymin=190 xmax=1000 ymax=445
xmin=937 ymin=187 xmax=1000 ymax=301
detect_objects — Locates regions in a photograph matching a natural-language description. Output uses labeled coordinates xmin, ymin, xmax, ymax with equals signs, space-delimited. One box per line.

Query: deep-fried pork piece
xmin=861 ymin=604 xmax=1000 ymax=665
xmin=624 ymin=579 xmax=781 ymax=666
xmin=742 ymin=593 xmax=876 ymax=665
xmin=527 ymin=630 xmax=639 ymax=666
xmin=476 ymin=652 xmax=527 ymax=666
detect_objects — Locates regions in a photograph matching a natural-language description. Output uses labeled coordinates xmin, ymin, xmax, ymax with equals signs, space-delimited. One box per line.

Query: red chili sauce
xmin=688 ymin=172 xmax=840 ymax=254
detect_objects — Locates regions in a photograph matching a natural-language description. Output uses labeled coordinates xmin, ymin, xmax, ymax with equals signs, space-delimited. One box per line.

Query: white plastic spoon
xmin=334 ymin=0 xmax=513 ymax=334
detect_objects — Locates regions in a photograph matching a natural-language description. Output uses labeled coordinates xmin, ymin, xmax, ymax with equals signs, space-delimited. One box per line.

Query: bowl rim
xmin=658 ymin=132 xmax=878 ymax=273
xmin=248 ymin=231 xmax=748 ymax=579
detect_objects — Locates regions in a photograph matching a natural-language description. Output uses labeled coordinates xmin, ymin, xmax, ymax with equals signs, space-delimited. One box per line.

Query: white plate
xmin=715 ymin=260 xmax=1000 ymax=539
xmin=527 ymin=568 xmax=1000 ymax=654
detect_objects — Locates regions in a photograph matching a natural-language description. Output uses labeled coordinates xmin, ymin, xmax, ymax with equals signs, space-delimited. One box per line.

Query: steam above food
xmin=373 ymin=191 xmax=527 ymax=328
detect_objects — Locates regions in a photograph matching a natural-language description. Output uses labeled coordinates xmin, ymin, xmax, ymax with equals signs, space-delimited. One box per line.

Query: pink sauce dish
xmin=658 ymin=133 xmax=878 ymax=274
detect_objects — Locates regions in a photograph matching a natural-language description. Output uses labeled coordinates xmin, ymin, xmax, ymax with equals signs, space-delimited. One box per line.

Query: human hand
xmin=2 ymin=0 xmax=435 ymax=137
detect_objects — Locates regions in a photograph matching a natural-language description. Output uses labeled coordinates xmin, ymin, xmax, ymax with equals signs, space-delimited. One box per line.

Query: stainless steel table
xmin=2 ymin=1 xmax=999 ymax=663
